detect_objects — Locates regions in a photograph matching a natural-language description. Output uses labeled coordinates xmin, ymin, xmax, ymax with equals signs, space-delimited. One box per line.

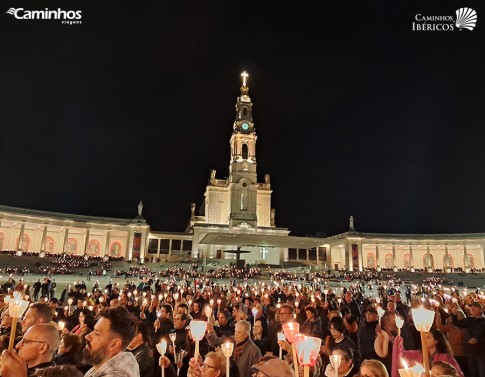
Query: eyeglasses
xmin=201 ymin=364 xmax=217 ymax=371
xmin=20 ymin=339 xmax=49 ymax=349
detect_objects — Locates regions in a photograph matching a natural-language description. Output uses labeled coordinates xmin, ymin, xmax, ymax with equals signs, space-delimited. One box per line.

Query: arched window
xmin=242 ymin=144 xmax=248 ymax=159
xmin=66 ymin=238 xmax=78 ymax=253
xmin=110 ymin=241 xmax=123 ymax=256
xmin=366 ymin=253 xmax=376 ymax=268
xmin=45 ymin=236 xmax=55 ymax=252
xmin=443 ymin=254 xmax=454 ymax=268
xmin=466 ymin=253 xmax=475 ymax=268
xmin=385 ymin=253 xmax=393 ymax=268
xmin=403 ymin=253 xmax=412 ymax=268
xmin=241 ymin=107 xmax=248 ymax=117
xmin=88 ymin=240 xmax=101 ymax=255
xmin=423 ymin=253 xmax=434 ymax=268
xmin=16 ymin=234 xmax=30 ymax=251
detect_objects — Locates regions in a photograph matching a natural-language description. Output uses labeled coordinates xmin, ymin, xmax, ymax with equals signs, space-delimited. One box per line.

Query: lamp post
xmin=411 ymin=307 xmax=435 ymax=376
xmin=190 ymin=320 xmax=207 ymax=361
xmin=296 ymin=336 xmax=322 ymax=377
xmin=222 ymin=342 xmax=234 ymax=377
xmin=282 ymin=322 xmax=300 ymax=377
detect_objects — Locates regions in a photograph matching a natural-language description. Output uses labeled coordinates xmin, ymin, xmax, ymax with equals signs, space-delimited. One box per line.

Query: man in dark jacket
xmin=359 ymin=306 xmax=380 ymax=360
xmin=453 ymin=301 xmax=485 ymax=377
xmin=128 ymin=321 xmax=154 ymax=377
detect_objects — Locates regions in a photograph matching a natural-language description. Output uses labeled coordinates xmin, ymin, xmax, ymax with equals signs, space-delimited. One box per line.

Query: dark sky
xmin=1 ymin=1 xmax=484 ymax=237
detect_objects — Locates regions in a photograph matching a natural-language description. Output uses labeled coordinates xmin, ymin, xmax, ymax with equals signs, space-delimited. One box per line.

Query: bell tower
xmin=228 ymin=72 xmax=258 ymax=228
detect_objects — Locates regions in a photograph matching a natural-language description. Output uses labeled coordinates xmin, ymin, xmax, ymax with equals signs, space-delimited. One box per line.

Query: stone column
xmin=140 ymin=230 xmax=147 ymax=262
xmin=345 ymin=241 xmax=350 ymax=271
xmin=127 ymin=229 xmax=134 ymax=260
xmin=157 ymin=238 xmax=161 ymax=257
xmin=168 ymin=239 xmax=173 ymax=257
xmin=17 ymin=223 xmax=25 ymax=250
xmin=375 ymin=244 xmax=380 ymax=268
xmin=463 ymin=245 xmax=468 ymax=268
xmin=104 ymin=230 xmax=111 ymax=256
xmin=62 ymin=227 xmax=69 ymax=254
xmin=426 ymin=246 xmax=431 ymax=269
xmin=316 ymin=247 xmax=320 ymax=265
xmin=359 ymin=243 xmax=364 ymax=272
xmin=84 ymin=229 xmax=90 ymax=254
xmin=40 ymin=225 xmax=48 ymax=252
xmin=306 ymin=248 xmax=309 ymax=261
xmin=392 ymin=245 xmax=396 ymax=267
xmin=444 ymin=246 xmax=449 ymax=269
xmin=409 ymin=245 xmax=414 ymax=266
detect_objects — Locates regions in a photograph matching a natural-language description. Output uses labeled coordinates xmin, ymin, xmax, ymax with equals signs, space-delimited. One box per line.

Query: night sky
xmin=1 ymin=1 xmax=484 ymax=237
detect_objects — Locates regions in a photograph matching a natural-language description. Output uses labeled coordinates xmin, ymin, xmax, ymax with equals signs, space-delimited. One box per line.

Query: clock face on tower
xmin=241 ymin=122 xmax=249 ymax=131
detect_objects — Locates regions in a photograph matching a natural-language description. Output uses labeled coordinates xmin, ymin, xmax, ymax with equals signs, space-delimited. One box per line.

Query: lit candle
xmin=221 ymin=342 xmax=234 ymax=377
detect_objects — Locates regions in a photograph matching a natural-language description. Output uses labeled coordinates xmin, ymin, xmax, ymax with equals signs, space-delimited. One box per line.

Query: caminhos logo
xmin=412 ymin=8 xmax=477 ymax=31
xmin=455 ymin=8 xmax=477 ymax=30
xmin=5 ymin=7 xmax=82 ymax=25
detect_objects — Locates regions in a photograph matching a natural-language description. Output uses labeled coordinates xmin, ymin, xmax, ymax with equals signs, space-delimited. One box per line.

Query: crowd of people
xmin=0 ymin=271 xmax=483 ymax=377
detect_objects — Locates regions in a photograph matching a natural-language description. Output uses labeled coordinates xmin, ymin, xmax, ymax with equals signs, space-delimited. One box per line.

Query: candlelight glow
xmin=296 ymin=336 xmax=321 ymax=366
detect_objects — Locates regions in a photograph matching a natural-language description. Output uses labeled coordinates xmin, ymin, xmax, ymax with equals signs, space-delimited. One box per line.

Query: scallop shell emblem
xmin=455 ymin=8 xmax=477 ymax=31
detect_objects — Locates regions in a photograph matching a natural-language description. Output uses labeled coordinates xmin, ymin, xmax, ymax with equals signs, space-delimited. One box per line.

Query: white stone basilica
xmin=1 ymin=73 xmax=484 ymax=271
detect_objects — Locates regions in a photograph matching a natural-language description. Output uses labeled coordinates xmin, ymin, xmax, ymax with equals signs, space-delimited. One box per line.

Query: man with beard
xmin=0 ymin=323 xmax=60 ymax=377
xmin=83 ymin=306 xmax=139 ymax=377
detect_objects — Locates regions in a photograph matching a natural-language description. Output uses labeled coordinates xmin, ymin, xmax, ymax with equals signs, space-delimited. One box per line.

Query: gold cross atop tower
xmin=241 ymin=71 xmax=249 ymax=87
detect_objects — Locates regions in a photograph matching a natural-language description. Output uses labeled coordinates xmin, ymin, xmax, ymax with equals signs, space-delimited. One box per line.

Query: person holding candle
xmin=154 ymin=304 xmax=175 ymax=336
xmin=269 ymin=304 xmax=294 ymax=356
xmin=0 ymin=323 xmax=60 ymax=377
xmin=322 ymin=316 xmax=359 ymax=371
xmin=187 ymin=350 xmax=227 ymax=377
xmin=323 ymin=345 xmax=356 ymax=377
xmin=396 ymin=328 xmax=464 ymax=377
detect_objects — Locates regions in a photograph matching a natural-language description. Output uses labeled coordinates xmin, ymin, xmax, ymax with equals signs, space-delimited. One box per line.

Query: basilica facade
xmin=1 ymin=74 xmax=484 ymax=271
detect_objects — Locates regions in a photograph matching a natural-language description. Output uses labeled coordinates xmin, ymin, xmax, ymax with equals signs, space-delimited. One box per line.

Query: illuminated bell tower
xmin=228 ymin=72 xmax=258 ymax=228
